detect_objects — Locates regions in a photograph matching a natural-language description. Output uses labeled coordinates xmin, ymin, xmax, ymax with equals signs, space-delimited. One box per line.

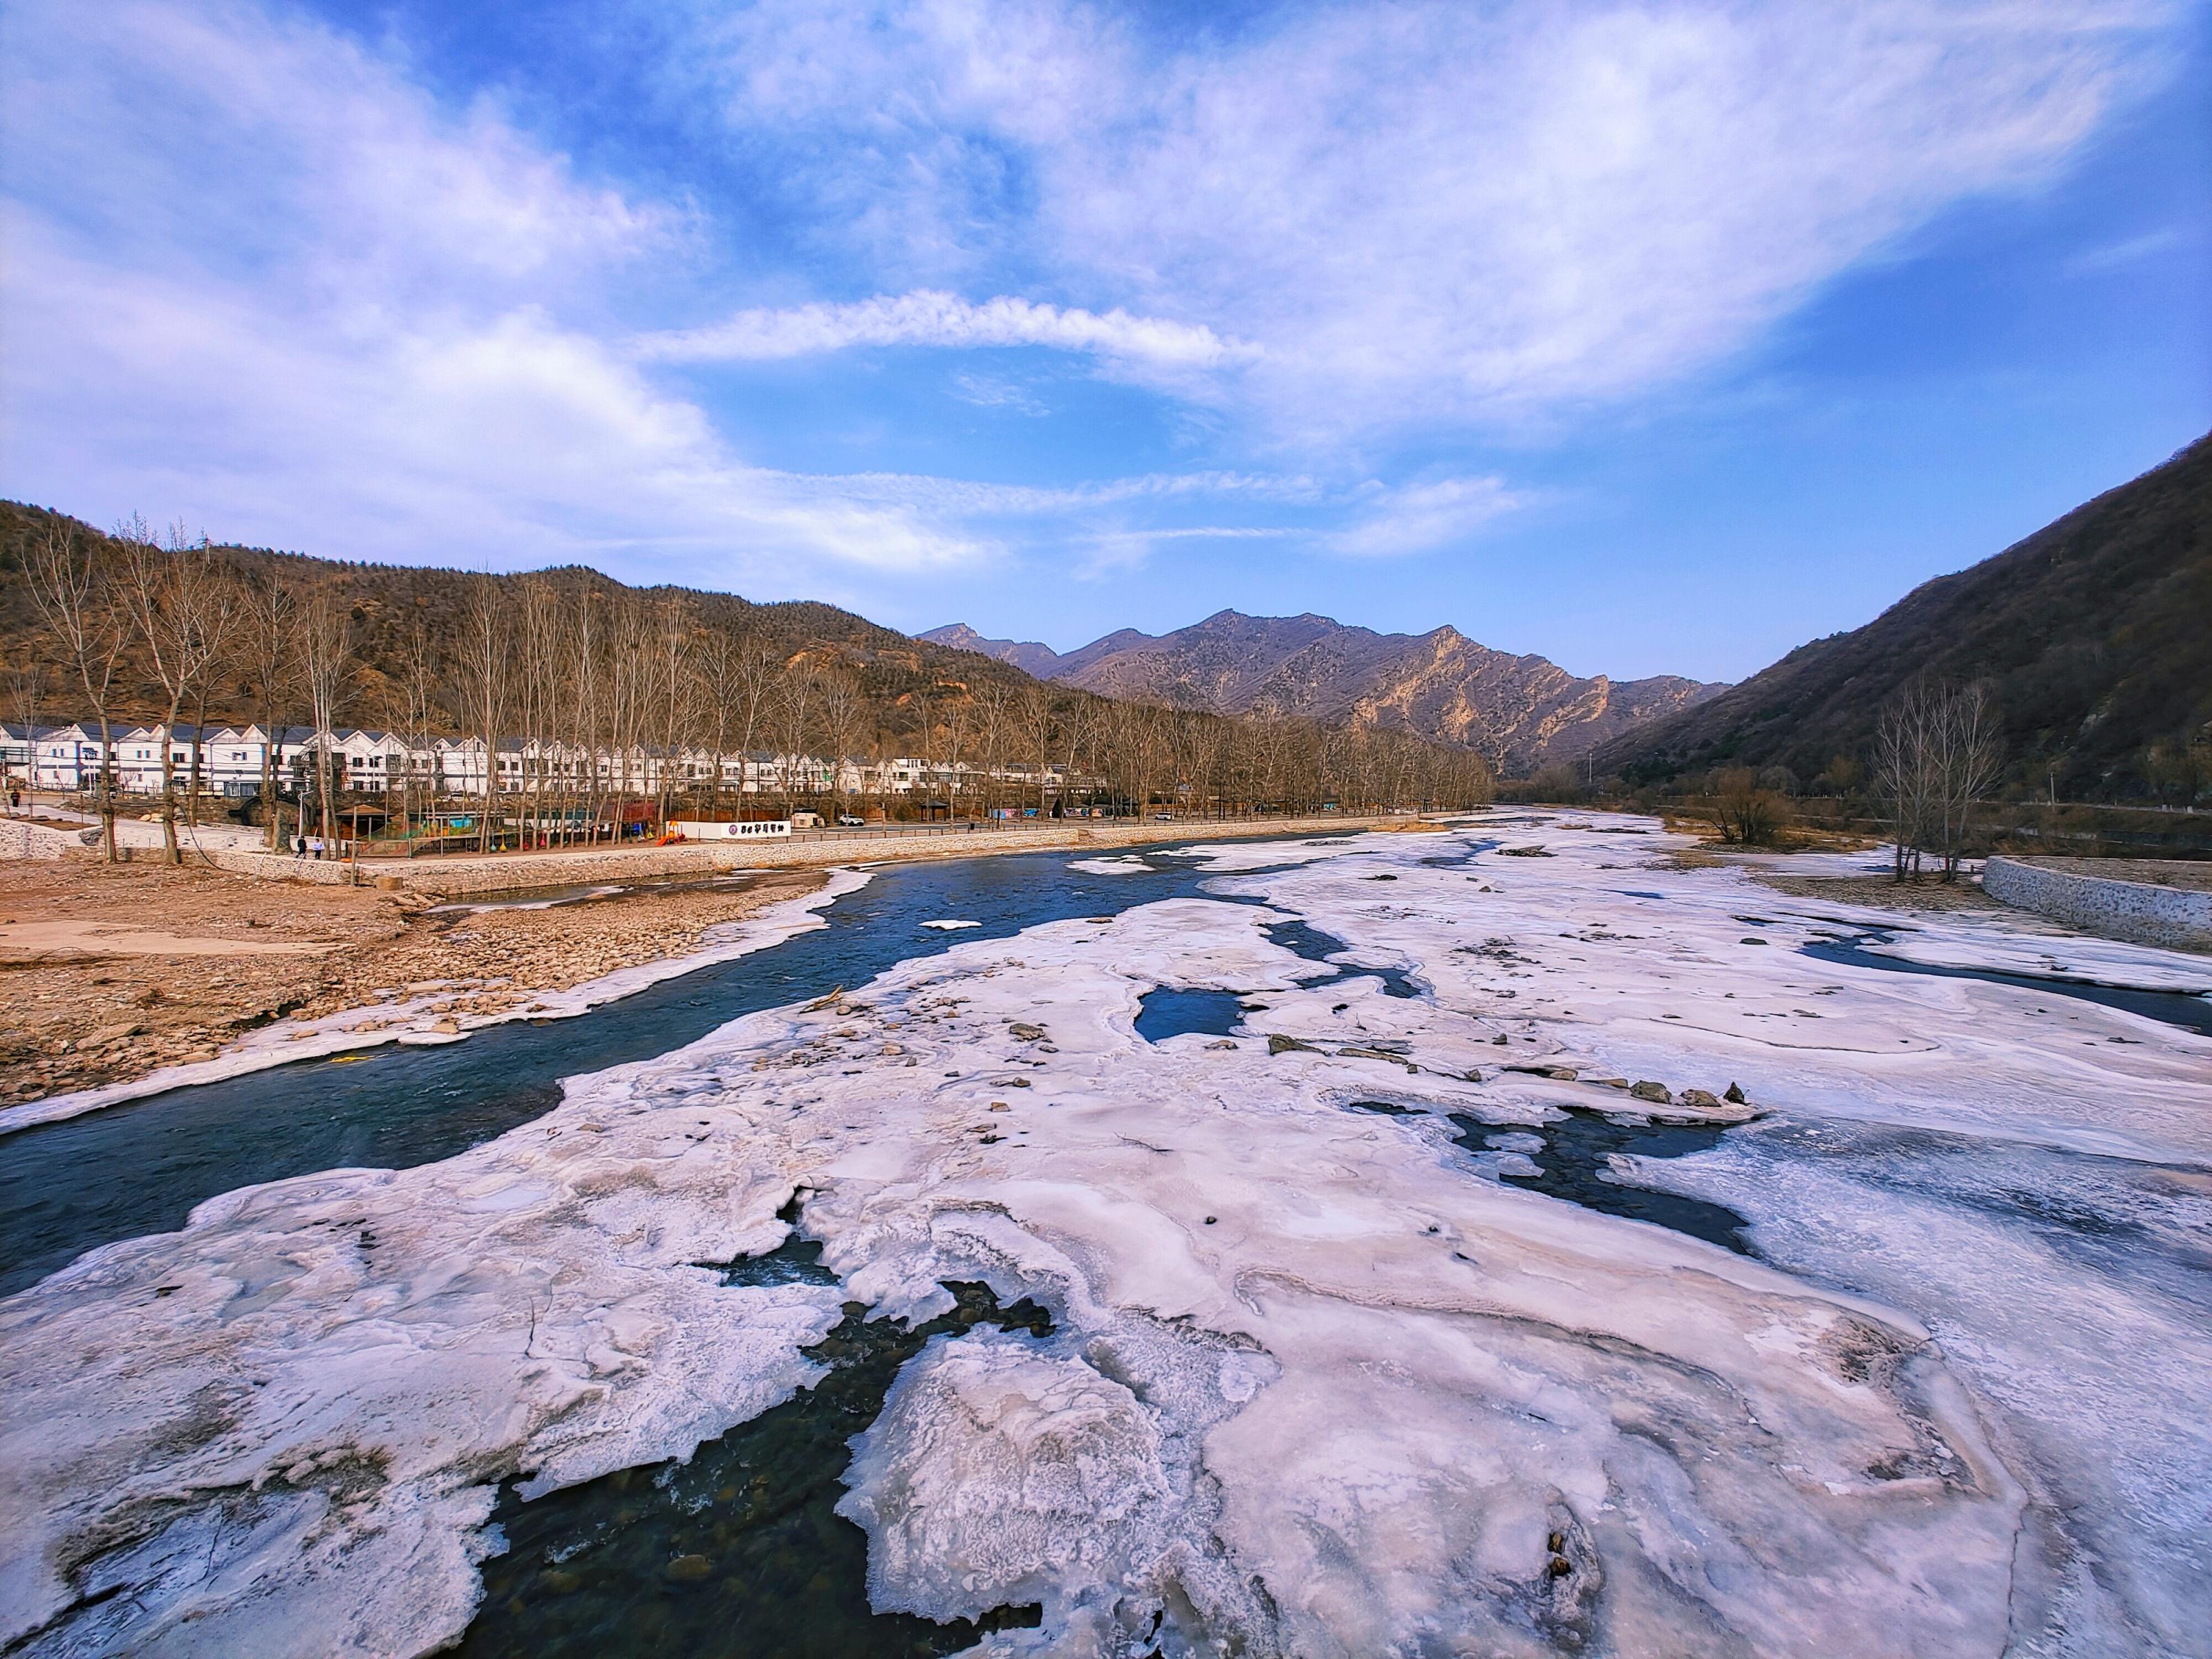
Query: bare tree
xmin=111 ymin=518 xmax=244 ymax=861
xmin=23 ymin=525 xmax=129 ymax=859
xmin=1929 ymin=683 xmax=2001 ymax=880
xmin=299 ymin=592 xmax=355 ymax=850
xmin=650 ymin=595 xmax=692 ymax=828
xmin=691 ymin=630 xmax=743 ymax=818
xmin=6 ymin=663 xmax=41 ymax=807
xmin=458 ymin=577 xmax=508 ymax=852
xmin=238 ymin=573 xmax=301 ymax=848
xmin=1873 ymin=681 xmax=2001 ymax=881
xmin=178 ymin=566 xmax=243 ymax=854
xmin=939 ymin=694 xmax=969 ymax=814
xmin=384 ymin=618 xmax=441 ymax=837
xmin=1711 ymin=766 xmax=1786 ymax=847
xmin=818 ymin=669 xmax=865 ymax=816
xmin=772 ymin=662 xmax=818 ymax=812
xmin=971 ymin=682 xmax=1012 ymax=816
xmin=1017 ymin=686 xmax=1056 ymax=815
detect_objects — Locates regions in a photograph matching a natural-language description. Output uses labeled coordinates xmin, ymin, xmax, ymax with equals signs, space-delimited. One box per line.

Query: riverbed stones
xmin=1629 ymin=1080 xmax=1673 ymax=1105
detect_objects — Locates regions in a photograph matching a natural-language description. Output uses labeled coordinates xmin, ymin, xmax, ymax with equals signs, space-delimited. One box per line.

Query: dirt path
xmin=0 ymin=862 xmax=823 ymax=1109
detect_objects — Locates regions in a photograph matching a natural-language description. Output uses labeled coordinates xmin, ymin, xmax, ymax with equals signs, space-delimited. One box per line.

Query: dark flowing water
xmin=1259 ymin=917 xmax=1424 ymax=998
xmin=1799 ymin=931 xmax=2212 ymax=1038
xmin=1 ymin=839 xmax=1351 ymax=1296
xmin=459 ymin=1222 xmax=1054 ymax=1659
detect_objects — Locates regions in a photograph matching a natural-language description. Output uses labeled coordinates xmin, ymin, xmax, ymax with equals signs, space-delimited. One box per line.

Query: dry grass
xmin=1750 ymin=871 xmax=2002 ymax=915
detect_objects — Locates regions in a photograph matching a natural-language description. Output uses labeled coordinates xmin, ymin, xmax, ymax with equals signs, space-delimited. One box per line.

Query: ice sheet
xmin=5 ymin=818 xmax=2206 ymax=1656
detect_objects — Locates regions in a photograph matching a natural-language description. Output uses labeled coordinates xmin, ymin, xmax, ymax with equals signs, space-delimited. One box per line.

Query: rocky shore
xmin=0 ymin=861 xmax=824 ymax=1109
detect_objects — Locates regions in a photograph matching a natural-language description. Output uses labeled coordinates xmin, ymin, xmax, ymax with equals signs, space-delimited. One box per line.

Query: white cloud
xmin=2065 ymin=225 xmax=2191 ymax=274
xmin=0 ymin=0 xmax=997 ymax=580
xmin=697 ymin=0 xmax=2180 ymax=435
xmin=3 ymin=0 xmax=2184 ymax=605
xmin=1 ymin=212 xmax=992 ymax=576
xmin=1074 ymin=525 xmax=1293 ymax=578
xmin=636 ymin=290 xmax=1253 ymax=375
xmin=1329 ymin=478 xmax=1528 ymax=559
xmin=950 ymin=373 xmax=1051 ymax=416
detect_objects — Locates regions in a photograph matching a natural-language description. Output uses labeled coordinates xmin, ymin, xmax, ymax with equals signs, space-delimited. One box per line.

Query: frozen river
xmin=3 ymin=816 xmax=2209 ymax=1657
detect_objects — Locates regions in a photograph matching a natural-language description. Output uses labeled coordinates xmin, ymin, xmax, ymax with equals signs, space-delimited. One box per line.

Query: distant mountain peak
xmin=917 ymin=624 xmax=1067 ymax=677
xmin=926 ymin=610 xmax=1723 ymax=771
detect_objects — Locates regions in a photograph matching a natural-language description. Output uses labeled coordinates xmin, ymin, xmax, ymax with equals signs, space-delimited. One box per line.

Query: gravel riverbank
xmin=0 ymin=861 xmax=825 ymax=1109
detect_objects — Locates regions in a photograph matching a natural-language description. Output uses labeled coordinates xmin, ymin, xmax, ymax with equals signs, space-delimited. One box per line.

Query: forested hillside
xmin=1593 ymin=435 xmax=2212 ymax=799
xmin=0 ymin=503 xmax=1493 ymax=811
xmin=0 ymin=502 xmax=1044 ymax=735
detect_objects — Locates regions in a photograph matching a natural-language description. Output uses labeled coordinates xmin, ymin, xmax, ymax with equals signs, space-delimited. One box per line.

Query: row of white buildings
xmin=0 ymin=722 xmax=1062 ymax=803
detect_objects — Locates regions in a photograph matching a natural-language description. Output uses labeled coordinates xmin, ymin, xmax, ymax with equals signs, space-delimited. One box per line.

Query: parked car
xmin=836 ymin=815 xmax=866 ymax=827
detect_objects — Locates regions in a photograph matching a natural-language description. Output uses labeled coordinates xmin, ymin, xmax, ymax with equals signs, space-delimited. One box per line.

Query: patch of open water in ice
xmin=1258 ymin=917 xmax=1423 ymax=999
xmin=1134 ymin=987 xmax=1249 ymax=1042
xmin=1449 ymin=1108 xmax=1755 ymax=1255
xmin=456 ymin=1265 xmax=1053 ymax=1659
xmin=0 ymin=841 xmax=1324 ymax=1296
xmin=1801 ymin=930 xmax=2212 ymax=1037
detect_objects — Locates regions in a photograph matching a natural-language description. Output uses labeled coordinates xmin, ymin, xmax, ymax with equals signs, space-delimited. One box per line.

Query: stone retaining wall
xmin=203 ymin=816 xmax=1387 ymax=896
xmin=0 ymin=819 xmax=93 ymax=860
xmin=1983 ymin=855 xmax=2212 ymax=950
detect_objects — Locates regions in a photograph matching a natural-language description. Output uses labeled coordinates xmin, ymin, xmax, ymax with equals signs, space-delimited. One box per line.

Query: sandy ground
xmin=1640 ymin=820 xmax=2002 ymax=917
xmin=2022 ymin=856 xmax=2212 ymax=892
xmin=1747 ymin=870 xmax=2004 ymax=915
xmin=0 ymin=861 xmax=823 ymax=1109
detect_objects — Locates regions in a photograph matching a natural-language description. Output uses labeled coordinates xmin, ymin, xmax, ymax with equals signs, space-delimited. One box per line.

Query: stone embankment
xmin=1983 ymin=855 xmax=2212 ymax=950
xmin=203 ymin=816 xmax=1387 ymax=896
xmin=0 ymin=820 xmax=86 ymax=860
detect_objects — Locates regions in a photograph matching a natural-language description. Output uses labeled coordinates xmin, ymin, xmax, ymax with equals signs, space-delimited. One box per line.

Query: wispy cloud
xmin=698 ymin=0 xmax=2180 ymax=435
xmin=0 ymin=0 xmax=993 ymax=580
xmin=0 ymin=0 xmax=2188 ymax=614
xmin=1329 ymin=477 xmax=1527 ymax=559
xmin=636 ymin=290 xmax=1254 ymax=373
xmin=2065 ymin=225 xmax=2191 ymax=275
xmin=1075 ymin=525 xmax=1293 ymax=578
xmin=950 ymin=371 xmax=1050 ymax=417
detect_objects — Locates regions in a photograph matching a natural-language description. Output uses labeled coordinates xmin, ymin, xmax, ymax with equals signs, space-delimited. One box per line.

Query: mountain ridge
xmin=1589 ymin=433 xmax=2212 ymax=795
xmin=921 ymin=611 xmax=1724 ymax=770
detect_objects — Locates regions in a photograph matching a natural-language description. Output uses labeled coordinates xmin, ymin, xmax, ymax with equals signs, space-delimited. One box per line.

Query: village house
xmin=15 ymin=722 xmax=1085 ymax=814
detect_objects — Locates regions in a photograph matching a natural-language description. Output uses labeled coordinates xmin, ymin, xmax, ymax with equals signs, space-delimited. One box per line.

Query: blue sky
xmin=3 ymin=0 xmax=2205 ymax=683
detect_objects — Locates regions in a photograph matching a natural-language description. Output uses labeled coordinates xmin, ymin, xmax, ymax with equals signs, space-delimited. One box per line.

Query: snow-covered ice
xmin=3 ymin=818 xmax=2206 ymax=1656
